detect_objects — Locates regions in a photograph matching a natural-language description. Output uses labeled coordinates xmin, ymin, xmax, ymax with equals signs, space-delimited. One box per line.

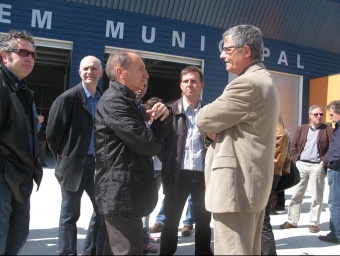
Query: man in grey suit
xmin=196 ymin=24 xmax=280 ymax=255
xmin=46 ymin=56 xmax=103 ymax=255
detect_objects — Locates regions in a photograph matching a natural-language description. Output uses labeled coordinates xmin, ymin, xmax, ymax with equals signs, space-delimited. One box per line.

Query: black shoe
xmin=319 ymin=235 xmax=340 ymax=244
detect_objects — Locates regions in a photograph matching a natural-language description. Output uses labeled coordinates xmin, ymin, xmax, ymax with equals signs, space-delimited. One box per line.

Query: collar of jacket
xmin=0 ymin=64 xmax=26 ymax=92
xmin=110 ymin=81 xmax=137 ymax=102
xmin=240 ymin=61 xmax=265 ymax=76
xmin=170 ymin=97 xmax=204 ymax=115
xmin=76 ymin=83 xmax=102 ymax=104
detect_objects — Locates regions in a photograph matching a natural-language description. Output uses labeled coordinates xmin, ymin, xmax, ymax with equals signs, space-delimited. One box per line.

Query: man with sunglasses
xmin=0 ymin=30 xmax=42 ymax=255
xmin=281 ymin=105 xmax=333 ymax=233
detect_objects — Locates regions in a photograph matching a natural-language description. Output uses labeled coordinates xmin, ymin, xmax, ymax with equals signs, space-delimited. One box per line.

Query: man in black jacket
xmin=0 ymin=30 xmax=43 ymax=255
xmin=95 ymin=50 xmax=172 ymax=255
xmin=46 ymin=56 xmax=103 ymax=255
xmin=159 ymin=66 xmax=212 ymax=255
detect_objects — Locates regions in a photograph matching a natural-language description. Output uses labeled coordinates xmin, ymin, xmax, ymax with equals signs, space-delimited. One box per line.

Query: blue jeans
xmin=327 ymin=169 xmax=340 ymax=240
xmin=156 ymin=194 xmax=195 ymax=227
xmin=58 ymin=155 xmax=101 ymax=255
xmin=0 ymin=175 xmax=31 ymax=255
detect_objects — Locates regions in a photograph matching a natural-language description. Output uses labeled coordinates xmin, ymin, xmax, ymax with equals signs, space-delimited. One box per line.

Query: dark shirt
xmin=327 ymin=121 xmax=340 ymax=165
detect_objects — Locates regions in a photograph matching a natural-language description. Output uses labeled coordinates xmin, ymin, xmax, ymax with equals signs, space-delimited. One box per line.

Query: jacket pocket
xmin=212 ymin=156 xmax=237 ymax=170
xmin=55 ymin=154 xmax=70 ymax=181
xmin=111 ymin=169 xmax=143 ymax=185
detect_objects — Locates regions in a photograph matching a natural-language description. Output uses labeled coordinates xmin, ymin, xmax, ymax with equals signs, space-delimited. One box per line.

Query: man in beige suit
xmin=196 ymin=24 xmax=280 ymax=255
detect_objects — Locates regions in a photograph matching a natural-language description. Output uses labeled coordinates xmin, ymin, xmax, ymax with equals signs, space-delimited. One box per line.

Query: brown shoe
xmin=149 ymin=222 xmax=163 ymax=233
xmin=181 ymin=225 xmax=192 ymax=237
xmin=309 ymin=225 xmax=320 ymax=233
xmin=280 ymin=221 xmax=297 ymax=229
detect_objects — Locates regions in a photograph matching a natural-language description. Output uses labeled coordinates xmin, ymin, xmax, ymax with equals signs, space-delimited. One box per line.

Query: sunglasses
xmin=7 ymin=49 xmax=37 ymax=60
xmin=311 ymin=113 xmax=323 ymax=117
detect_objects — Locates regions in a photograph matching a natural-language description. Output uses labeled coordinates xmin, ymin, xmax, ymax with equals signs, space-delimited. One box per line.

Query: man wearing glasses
xmin=0 ymin=30 xmax=42 ymax=255
xmin=196 ymin=24 xmax=280 ymax=255
xmin=281 ymin=105 xmax=333 ymax=233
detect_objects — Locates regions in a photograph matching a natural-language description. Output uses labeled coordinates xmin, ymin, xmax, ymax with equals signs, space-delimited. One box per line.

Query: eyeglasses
xmin=222 ymin=45 xmax=240 ymax=54
xmin=311 ymin=113 xmax=324 ymax=117
xmin=7 ymin=49 xmax=37 ymax=60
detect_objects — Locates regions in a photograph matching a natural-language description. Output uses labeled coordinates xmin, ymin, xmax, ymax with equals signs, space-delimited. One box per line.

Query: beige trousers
xmin=213 ymin=209 xmax=265 ymax=255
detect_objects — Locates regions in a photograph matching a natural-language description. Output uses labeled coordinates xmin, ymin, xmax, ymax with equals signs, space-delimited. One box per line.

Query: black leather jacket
xmin=161 ymin=97 xmax=206 ymax=196
xmin=94 ymin=81 xmax=172 ymax=216
xmin=0 ymin=65 xmax=43 ymax=203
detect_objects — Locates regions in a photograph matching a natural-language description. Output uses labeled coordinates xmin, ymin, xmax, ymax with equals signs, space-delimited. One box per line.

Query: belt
xmin=87 ymin=154 xmax=95 ymax=157
xmin=300 ymin=160 xmax=319 ymax=164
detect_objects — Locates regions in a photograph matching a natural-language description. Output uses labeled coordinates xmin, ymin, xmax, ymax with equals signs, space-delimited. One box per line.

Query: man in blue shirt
xmin=319 ymin=100 xmax=340 ymax=244
xmin=46 ymin=56 xmax=103 ymax=255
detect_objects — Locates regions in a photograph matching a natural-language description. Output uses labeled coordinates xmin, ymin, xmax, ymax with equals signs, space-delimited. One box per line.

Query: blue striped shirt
xmin=181 ymin=99 xmax=205 ymax=172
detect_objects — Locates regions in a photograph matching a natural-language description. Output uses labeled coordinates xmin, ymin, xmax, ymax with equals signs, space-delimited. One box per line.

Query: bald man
xmin=47 ymin=56 xmax=103 ymax=255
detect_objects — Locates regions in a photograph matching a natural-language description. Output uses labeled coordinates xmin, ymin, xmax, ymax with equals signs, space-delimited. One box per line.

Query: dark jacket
xmin=0 ymin=65 xmax=43 ymax=203
xmin=161 ymin=97 xmax=206 ymax=196
xmin=290 ymin=123 xmax=333 ymax=166
xmin=46 ymin=83 xmax=102 ymax=191
xmin=94 ymin=81 xmax=172 ymax=216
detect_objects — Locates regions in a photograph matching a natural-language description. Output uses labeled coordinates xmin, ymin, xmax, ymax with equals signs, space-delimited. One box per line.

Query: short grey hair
xmin=309 ymin=105 xmax=324 ymax=114
xmin=0 ymin=30 xmax=35 ymax=63
xmin=327 ymin=100 xmax=340 ymax=114
xmin=222 ymin=24 xmax=263 ymax=60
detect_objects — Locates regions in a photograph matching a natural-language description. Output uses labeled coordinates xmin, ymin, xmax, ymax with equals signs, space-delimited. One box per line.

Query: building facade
xmin=1 ymin=0 xmax=340 ymax=135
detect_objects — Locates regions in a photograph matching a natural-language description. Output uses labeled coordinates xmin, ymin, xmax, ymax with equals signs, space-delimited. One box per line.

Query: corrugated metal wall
xmin=64 ymin=0 xmax=340 ymax=54
xmin=2 ymin=0 xmax=340 ymax=124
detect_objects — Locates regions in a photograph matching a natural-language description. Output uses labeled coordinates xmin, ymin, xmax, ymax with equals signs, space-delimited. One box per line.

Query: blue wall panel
xmin=1 ymin=0 xmax=340 ymax=123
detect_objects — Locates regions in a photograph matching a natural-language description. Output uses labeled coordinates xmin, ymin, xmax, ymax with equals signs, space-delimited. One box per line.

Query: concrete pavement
xmin=19 ymin=151 xmax=340 ymax=255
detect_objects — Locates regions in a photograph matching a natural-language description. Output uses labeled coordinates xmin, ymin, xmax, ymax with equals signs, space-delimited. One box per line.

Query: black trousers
xmin=261 ymin=174 xmax=281 ymax=255
xmin=160 ymin=170 xmax=212 ymax=255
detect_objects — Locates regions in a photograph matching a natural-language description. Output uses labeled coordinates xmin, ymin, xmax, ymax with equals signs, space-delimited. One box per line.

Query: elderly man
xmin=0 ymin=30 xmax=43 ymax=255
xmin=280 ymin=105 xmax=333 ymax=233
xmin=94 ymin=50 xmax=172 ymax=255
xmin=196 ymin=24 xmax=280 ymax=255
xmin=47 ymin=56 xmax=103 ymax=255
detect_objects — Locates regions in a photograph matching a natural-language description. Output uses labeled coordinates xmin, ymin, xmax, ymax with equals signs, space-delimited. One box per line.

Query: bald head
xmin=78 ymin=55 xmax=103 ymax=89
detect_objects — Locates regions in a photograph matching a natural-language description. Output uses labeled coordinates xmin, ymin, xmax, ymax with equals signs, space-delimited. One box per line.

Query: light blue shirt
xmin=300 ymin=126 xmax=321 ymax=163
xmin=181 ymin=99 xmax=205 ymax=172
xmin=82 ymin=83 xmax=100 ymax=155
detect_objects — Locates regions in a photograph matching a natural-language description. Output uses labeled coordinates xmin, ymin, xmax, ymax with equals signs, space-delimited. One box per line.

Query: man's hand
xmin=146 ymin=102 xmax=170 ymax=121
xmin=206 ymin=132 xmax=217 ymax=141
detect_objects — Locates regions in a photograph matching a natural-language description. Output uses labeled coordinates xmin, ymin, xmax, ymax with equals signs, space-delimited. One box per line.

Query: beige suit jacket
xmin=196 ymin=62 xmax=280 ymax=213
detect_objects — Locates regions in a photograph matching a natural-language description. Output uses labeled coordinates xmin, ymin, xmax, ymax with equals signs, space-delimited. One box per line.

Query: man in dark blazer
xmin=46 ymin=56 xmax=103 ymax=255
xmin=281 ymin=105 xmax=333 ymax=233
